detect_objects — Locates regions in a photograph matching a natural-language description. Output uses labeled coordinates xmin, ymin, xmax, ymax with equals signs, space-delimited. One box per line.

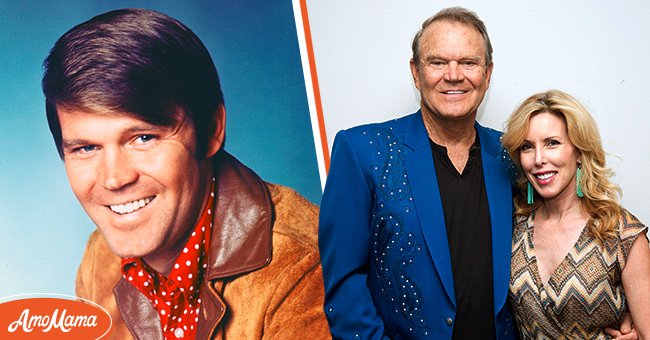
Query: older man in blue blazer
xmin=319 ymin=6 xmax=640 ymax=340
xmin=318 ymin=7 xmax=516 ymax=339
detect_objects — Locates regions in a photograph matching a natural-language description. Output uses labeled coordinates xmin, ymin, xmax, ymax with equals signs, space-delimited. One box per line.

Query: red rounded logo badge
xmin=0 ymin=294 xmax=112 ymax=339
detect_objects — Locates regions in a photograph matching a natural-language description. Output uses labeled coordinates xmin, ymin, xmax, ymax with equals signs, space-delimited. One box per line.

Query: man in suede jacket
xmin=42 ymin=9 xmax=328 ymax=339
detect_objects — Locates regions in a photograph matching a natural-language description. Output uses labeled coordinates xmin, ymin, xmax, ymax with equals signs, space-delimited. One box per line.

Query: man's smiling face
xmin=59 ymin=108 xmax=213 ymax=269
xmin=410 ymin=20 xmax=493 ymax=123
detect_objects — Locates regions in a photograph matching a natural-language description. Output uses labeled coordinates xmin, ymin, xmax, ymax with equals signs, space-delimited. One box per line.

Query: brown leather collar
xmin=205 ymin=151 xmax=273 ymax=279
xmin=113 ymin=151 xmax=273 ymax=339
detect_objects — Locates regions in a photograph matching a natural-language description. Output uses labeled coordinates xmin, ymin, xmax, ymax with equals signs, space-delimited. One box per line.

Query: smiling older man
xmin=319 ymin=7 xmax=638 ymax=340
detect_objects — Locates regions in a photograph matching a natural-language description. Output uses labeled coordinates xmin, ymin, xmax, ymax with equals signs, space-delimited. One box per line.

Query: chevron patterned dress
xmin=508 ymin=209 xmax=647 ymax=339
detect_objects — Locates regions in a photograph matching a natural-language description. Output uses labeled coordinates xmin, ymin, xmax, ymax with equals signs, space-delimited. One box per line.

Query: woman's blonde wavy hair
xmin=501 ymin=90 xmax=622 ymax=243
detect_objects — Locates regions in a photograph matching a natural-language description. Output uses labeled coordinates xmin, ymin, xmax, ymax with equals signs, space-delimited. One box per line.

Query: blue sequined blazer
xmin=319 ymin=111 xmax=517 ymax=339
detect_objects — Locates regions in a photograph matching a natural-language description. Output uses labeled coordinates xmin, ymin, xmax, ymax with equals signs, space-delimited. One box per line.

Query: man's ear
xmin=204 ymin=104 xmax=226 ymax=158
xmin=485 ymin=62 xmax=494 ymax=87
xmin=409 ymin=58 xmax=421 ymax=91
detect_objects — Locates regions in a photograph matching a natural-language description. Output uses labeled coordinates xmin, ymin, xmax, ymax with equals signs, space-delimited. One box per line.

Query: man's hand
xmin=604 ymin=313 xmax=637 ymax=340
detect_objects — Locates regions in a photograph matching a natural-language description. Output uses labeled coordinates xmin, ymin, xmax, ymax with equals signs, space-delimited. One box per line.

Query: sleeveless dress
xmin=508 ymin=209 xmax=647 ymax=339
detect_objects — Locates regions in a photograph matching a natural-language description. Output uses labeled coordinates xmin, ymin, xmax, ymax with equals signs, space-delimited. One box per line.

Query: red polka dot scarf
xmin=121 ymin=178 xmax=215 ymax=339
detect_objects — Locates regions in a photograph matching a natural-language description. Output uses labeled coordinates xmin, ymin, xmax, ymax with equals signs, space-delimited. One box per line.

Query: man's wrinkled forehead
xmin=419 ymin=21 xmax=487 ymax=58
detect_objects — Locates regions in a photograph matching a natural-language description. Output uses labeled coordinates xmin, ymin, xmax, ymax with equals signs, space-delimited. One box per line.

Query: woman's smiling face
xmin=519 ymin=111 xmax=581 ymax=203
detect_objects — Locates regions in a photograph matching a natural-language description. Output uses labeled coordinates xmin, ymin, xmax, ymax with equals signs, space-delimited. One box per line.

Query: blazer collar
xmin=475 ymin=122 xmax=501 ymax=159
xmin=403 ymin=110 xmax=500 ymax=158
xmin=403 ymin=110 xmax=428 ymax=150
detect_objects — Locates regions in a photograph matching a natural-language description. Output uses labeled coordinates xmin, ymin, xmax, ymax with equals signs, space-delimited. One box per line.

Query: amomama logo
xmin=0 ymin=294 xmax=112 ymax=339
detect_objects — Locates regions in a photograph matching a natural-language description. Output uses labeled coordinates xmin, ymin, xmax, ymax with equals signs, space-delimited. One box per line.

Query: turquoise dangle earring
xmin=576 ymin=165 xmax=584 ymax=198
xmin=527 ymin=182 xmax=534 ymax=204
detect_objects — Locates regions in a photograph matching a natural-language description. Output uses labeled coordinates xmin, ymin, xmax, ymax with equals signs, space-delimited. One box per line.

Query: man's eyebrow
xmin=422 ymin=54 xmax=446 ymax=61
xmin=61 ymin=122 xmax=168 ymax=150
xmin=122 ymin=122 xmax=166 ymax=134
xmin=62 ymin=139 xmax=90 ymax=150
xmin=422 ymin=55 xmax=482 ymax=62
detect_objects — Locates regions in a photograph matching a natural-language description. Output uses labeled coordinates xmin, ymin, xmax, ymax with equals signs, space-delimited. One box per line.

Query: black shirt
xmin=429 ymin=134 xmax=496 ymax=340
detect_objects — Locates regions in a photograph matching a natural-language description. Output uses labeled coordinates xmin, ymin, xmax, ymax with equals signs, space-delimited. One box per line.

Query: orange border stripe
xmin=299 ymin=0 xmax=330 ymax=172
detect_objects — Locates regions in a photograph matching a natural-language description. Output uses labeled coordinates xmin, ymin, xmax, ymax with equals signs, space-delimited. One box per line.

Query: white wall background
xmin=308 ymin=0 xmax=650 ymax=224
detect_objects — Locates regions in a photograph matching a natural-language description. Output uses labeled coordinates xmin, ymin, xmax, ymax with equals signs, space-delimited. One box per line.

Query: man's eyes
xmin=426 ymin=59 xmax=480 ymax=70
xmin=427 ymin=60 xmax=447 ymax=69
xmin=74 ymin=145 xmax=97 ymax=154
xmin=68 ymin=134 xmax=157 ymax=155
xmin=459 ymin=60 xmax=479 ymax=69
xmin=134 ymin=134 xmax=157 ymax=144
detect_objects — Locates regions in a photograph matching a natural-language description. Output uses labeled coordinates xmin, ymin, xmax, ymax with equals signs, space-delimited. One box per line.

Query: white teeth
xmin=445 ymin=90 xmax=465 ymax=94
xmin=110 ymin=197 xmax=153 ymax=214
xmin=536 ymin=172 xmax=555 ymax=180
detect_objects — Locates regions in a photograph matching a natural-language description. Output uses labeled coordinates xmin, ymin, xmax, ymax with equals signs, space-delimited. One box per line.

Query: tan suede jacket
xmin=75 ymin=152 xmax=330 ymax=339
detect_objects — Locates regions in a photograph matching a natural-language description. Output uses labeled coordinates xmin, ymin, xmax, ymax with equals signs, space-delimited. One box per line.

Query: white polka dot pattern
xmin=120 ymin=177 xmax=216 ymax=339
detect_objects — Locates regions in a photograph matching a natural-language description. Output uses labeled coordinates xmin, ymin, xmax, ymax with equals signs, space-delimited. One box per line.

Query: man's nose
xmin=99 ymin=149 xmax=138 ymax=190
xmin=443 ymin=61 xmax=465 ymax=82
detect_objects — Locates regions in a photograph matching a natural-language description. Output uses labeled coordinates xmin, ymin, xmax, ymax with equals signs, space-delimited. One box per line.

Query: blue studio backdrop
xmin=0 ymin=0 xmax=321 ymax=297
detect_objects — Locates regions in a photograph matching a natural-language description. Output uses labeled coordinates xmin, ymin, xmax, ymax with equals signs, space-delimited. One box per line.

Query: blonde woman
xmin=502 ymin=90 xmax=649 ymax=339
